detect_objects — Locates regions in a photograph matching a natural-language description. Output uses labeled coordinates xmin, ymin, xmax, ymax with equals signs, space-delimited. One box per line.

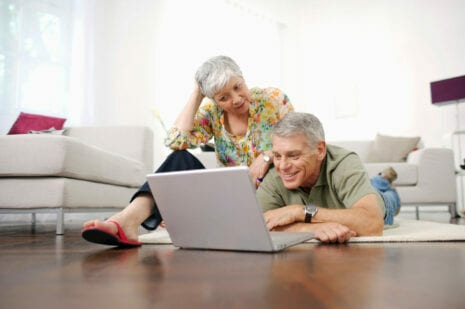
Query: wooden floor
xmin=1 ymin=221 xmax=465 ymax=308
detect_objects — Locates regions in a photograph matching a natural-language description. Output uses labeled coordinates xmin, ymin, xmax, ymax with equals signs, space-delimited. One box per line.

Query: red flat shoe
xmin=81 ymin=220 xmax=142 ymax=247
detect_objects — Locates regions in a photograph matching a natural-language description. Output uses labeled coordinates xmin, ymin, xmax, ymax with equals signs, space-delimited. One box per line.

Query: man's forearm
xmin=312 ymin=206 xmax=383 ymax=236
xmin=290 ymin=195 xmax=384 ymax=236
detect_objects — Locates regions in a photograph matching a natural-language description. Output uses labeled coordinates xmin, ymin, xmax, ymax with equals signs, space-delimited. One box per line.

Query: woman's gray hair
xmin=272 ymin=112 xmax=325 ymax=148
xmin=195 ymin=55 xmax=243 ymax=98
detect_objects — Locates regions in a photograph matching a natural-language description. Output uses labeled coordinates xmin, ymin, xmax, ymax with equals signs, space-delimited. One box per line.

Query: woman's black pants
xmin=130 ymin=150 xmax=205 ymax=230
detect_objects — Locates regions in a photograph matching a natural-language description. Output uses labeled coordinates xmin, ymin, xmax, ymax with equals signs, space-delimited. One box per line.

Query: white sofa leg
xmin=449 ymin=203 xmax=458 ymax=218
xmin=56 ymin=208 xmax=64 ymax=235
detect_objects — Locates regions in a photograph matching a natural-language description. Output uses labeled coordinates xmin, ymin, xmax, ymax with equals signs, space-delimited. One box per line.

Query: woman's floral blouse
xmin=165 ymin=87 xmax=294 ymax=167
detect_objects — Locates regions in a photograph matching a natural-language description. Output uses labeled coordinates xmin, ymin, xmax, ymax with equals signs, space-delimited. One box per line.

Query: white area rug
xmin=138 ymin=218 xmax=465 ymax=244
xmin=139 ymin=228 xmax=172 ymax=244
xmin=348 ymin=218 xmax=465 ymax=242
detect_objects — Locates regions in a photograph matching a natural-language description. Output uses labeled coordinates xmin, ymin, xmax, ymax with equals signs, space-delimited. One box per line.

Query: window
xmin=0 ymin=0 xmax=73 ymax=132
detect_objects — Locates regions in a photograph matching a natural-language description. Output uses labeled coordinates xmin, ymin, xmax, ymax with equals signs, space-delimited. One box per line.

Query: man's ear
xmin=316 ymin=141 xmax=326 ymax=161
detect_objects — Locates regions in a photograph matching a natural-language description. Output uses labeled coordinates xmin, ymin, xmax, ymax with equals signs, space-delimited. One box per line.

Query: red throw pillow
xmin=8 ymin=112 xmax=66 ymax=135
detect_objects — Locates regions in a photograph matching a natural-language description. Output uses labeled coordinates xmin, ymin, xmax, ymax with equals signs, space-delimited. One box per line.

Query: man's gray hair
xmin=195 ymin=55 xmax=243 ymax=98
xmin=272 ymin=112 xmax=326 ymax=148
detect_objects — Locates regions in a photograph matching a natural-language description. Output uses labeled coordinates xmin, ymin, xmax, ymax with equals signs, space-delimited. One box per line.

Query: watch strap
xmin=304 ymin=204 xmax=317 ymax=223
xmin=304 ymin=211 xmax=312 ymax=223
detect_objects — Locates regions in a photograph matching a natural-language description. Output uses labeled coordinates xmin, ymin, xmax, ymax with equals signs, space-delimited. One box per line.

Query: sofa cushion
xmin=8 ymin=112 xmax=66 ymax=134
xmin=0 ymin=135 xmax=145 ymax=187
xmin=366 ymin=134 xmax=420 ymax=163
xmin=364 ymin=163 xmax=418 ymax=186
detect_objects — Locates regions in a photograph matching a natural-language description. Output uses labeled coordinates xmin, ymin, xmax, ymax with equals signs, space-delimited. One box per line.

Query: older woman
xmin=82 ymin=56 xmax=294 ymax=247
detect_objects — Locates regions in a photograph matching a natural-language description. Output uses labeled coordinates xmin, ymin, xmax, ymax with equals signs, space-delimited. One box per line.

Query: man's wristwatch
xmin=304 ymin=204 xmax=318 ymax=223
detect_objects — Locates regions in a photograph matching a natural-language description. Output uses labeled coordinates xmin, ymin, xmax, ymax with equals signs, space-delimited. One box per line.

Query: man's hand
xmin=264 ymin=205 xmax=303 ymax=230
xmin=311 ymin=222 xmax=356 ymax=243
xmin=272 ymin=222 xmax=356 ymax=244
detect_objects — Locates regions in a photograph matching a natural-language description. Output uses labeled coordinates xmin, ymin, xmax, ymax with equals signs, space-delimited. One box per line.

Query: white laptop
xmin=146 ymin=166 xmax=314 ymax=252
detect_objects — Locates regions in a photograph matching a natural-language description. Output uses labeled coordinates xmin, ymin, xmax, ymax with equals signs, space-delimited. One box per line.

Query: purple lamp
xmin=430 ymin=75 xmax=465 ymax=105
xmin=431 ymin=75 xmax=465 ymax=170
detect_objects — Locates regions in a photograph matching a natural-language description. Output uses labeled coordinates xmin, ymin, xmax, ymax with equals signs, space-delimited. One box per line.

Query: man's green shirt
xmin=256 ymin=144 xmax=385 ymax=214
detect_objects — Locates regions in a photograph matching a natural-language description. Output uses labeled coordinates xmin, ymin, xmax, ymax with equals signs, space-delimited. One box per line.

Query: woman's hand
xmin=173 ymin=82 xmax=205 ymax=131
xmin=249 ymin=151 xmax=272 ymax=188
xmin=192 ymin=82 xmax=205 ymax=101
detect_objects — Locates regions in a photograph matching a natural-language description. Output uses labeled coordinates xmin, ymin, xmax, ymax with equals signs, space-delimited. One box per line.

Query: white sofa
xmin=330 ymin=140 xmax=457 ymax=219
xmin=0 ymin=126 xmax=153 ymax=234
xmin=196 ymin=138 xmax=457 ymax=219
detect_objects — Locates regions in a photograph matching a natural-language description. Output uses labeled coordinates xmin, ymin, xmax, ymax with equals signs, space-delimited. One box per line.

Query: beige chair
xmin=0 ymin=126 xmax=154 ymax=234
xmin=323 ymin=140 xmax=457 ymax=219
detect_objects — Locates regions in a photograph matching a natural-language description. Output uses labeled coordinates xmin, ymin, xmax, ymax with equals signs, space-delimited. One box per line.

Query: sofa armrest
xmin=406 ymin=148 xmax=456 ymax=200
xmin=65 ymin=126 xmax=154 ymax=173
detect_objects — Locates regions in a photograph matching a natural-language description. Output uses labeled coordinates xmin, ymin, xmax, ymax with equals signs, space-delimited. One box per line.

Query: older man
xmin=257 ymin=112 xmax=385 ymax=243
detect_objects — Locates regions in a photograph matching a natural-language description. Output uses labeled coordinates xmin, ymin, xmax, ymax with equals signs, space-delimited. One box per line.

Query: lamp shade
xmin=430 ymin=75 xmax=465 ymax=105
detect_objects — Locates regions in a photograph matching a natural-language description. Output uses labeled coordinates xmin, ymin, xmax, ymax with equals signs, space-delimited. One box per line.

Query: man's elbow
xmin=357 ymin=197 xmax=385 ymax=236
xmin=357 ymin=208 xmax=384 ymax=236
xmin=355 ymin=207 xmax=384 ymax=236
xmin=365 ymin=216 xmax=384 ymax=236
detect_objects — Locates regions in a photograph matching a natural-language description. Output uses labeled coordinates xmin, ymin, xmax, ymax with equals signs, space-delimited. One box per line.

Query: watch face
xmin=305 ymin=204 xmax=317 ymax=215
xmin=263 ymin=154 xmax=271 ymax=162
xmin=304 ymin=204 xmax=317 ymax=223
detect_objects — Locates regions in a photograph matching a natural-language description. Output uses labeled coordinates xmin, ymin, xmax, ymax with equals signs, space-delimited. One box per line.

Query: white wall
xmin=91 ymin=0 xmax=166 ymax=166
xmin=293 ymin=0 xmax=465 ymax=150
xmin=91 ymin=0 xmax=159 ymax=149
xmin=90 ymin=0 xmax=465 ymax=168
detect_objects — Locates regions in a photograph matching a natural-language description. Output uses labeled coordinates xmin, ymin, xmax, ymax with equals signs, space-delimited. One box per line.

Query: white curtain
xmin=0 ymin=0 xmax=76 ymax=133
